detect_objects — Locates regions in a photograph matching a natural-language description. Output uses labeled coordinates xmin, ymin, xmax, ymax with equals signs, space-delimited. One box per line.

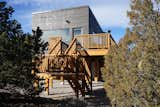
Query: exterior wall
xmin=32 ymin=6 xmax=89 ymax=43
xmin=89 ymin=8 xmax=103 ymax=34
xmin=32 ymin=6 xmax=103 ymax=43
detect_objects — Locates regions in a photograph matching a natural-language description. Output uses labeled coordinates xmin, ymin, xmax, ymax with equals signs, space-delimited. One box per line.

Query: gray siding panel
xmin=89 ymin=8 xmax=103 ymax=34
xmin=32 ymin=6 xmax=103 ymax=42
xmin=32 ymin=6 xmax=89 ymax=32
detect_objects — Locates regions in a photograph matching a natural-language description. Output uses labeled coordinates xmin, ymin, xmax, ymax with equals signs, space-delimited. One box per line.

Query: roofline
xmin=32 ymin=5 xmax=90 ymax=15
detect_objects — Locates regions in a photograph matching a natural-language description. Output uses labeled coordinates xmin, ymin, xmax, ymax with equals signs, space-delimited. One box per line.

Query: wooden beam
xmin=107 ymin=34 xmax=111 ymax=49
xmin=48 ymin=37 xmax=62 ymax=54
xmin=86 ymin=49 xmax=109 ymax=56
xmin=65 ymin=38 xmax=77 ymax=55
xmin=84 ymin=59 xmax=91 ymax=77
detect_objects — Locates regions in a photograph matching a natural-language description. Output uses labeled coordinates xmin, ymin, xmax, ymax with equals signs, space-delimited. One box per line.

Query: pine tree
xmin=103 ymin=0 xmax=160 ymax=106
xmin=103 ymin=29 xmax=138 ymax=107
xmin=0 ymin=2 xmax=47 ymax=95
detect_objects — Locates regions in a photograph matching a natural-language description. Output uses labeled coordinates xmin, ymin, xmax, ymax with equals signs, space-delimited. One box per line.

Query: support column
xmin=82 ymin=77 xmax=85 ymax=97
xmin=49 ymin=77 xmax=53 ymax=88
xmin=94 ymin=77 xmax=98 ymax=82
xmin=33 ymin=79 xmax=39 ymax=92
xmin=60 ymin=75 xmax=64 ymax=85
xmin=45 ymin=79 xmax=49 ymax=95
xmin=90 ymin=68 xmax=93 ymax=94
xmin=94 ymin=59 xmax=99 ymax=82
xmin=75 ymin=56 xmax=79 ymax=98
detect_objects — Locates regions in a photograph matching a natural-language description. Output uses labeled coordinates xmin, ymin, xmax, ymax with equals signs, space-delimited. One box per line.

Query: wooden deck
xmin=75 ymin=33 xmax=115 ymax=56
xmin=34 ymin=33 xmax=116 ymax=97
xmin=46 ymin=33 xmax=115 ymax=56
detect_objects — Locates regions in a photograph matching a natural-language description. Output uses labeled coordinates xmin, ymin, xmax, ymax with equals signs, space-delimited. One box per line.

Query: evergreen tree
xmin=103 ymin=0 xmax=160 ymax=106
xmin=103 ymin=29 xmax=138 ymax=107
xmin=0 ymin=2 xmax=47 ymax=95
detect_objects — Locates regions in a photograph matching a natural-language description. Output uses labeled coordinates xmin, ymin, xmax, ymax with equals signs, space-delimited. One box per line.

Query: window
xmin=42 ymin=28 xmax=71 ymax=43
xmin=73 ymin=27 xmax=82 ymax=36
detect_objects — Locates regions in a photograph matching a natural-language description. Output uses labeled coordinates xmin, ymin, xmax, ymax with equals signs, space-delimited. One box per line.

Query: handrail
xmin=75 ymin=33 xmax=110 ymax=49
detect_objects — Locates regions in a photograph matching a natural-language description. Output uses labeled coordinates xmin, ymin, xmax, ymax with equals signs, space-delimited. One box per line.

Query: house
xmin=32 ymin=6 xmax=115 ymax=97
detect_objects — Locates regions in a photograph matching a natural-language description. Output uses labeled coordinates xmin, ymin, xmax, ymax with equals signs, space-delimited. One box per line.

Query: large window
xmin=73 ymin=27 xmax=82 ymax=36
xmin=42 ymin=28 xmax=71 ymax=43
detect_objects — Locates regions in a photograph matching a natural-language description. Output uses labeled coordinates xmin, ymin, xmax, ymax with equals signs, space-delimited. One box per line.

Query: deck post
xmin=94 ymin=59 xmax=99 ymax=82
xmin=107 ymin=34 xmax=111 ymax=49
xmin=90 ymin=65 xmax=93 ymax=94
xmin=45 ymin=79 xmax=49 ymax=95
xmin=60 ymin=75 xmax=64 ymax=85
xmin=75 ymin=56 xmax=79 ymax=98
xmin=94 ymin=77 xmax=98 ymax=82
xmin=82 ymin=77 xmax=85 ymax=97
xmin=33 ymin=79 xmax=39 ymax=93
xmin=49 ymin=77 xmax=53 ymax=88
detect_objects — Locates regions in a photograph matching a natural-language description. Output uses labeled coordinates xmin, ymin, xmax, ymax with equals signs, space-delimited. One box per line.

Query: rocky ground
xmin=0 ymin=81 xmax=110 ymax=107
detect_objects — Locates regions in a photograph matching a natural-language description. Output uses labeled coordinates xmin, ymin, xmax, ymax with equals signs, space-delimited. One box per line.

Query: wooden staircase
xmin=41 ymin=56 xmax=92 ymax=97
xmin=36 ymin=37 xmax=92 ymax=97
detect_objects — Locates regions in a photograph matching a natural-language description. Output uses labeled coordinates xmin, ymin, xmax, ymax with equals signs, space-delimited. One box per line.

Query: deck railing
xmin=75 ymin=33 xmax=110 ymax=49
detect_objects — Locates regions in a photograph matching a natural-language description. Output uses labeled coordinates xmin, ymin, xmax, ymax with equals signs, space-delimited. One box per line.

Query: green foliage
xmin=0 ymin=1 xmax=47 ymax=95
xmin=103 ymin=0 xmax=160 ymax=107
xmin=32 ymin=27 xmax=48 ymax=56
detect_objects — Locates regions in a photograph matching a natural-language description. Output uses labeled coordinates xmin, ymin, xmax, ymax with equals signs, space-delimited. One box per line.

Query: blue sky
xmin=4 ymin=0 xmax=131 ymax=42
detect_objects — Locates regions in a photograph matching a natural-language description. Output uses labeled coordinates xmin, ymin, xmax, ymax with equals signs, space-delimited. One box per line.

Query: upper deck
xmin=47 ymin=33 xmax=116 ymax=56
xmin=75 ymin=33 xmax=115 ymax=56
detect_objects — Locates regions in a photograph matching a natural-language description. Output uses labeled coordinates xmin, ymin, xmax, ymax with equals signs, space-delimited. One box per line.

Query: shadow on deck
xmin=58 ymin=86 xmax=111 ymax=107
